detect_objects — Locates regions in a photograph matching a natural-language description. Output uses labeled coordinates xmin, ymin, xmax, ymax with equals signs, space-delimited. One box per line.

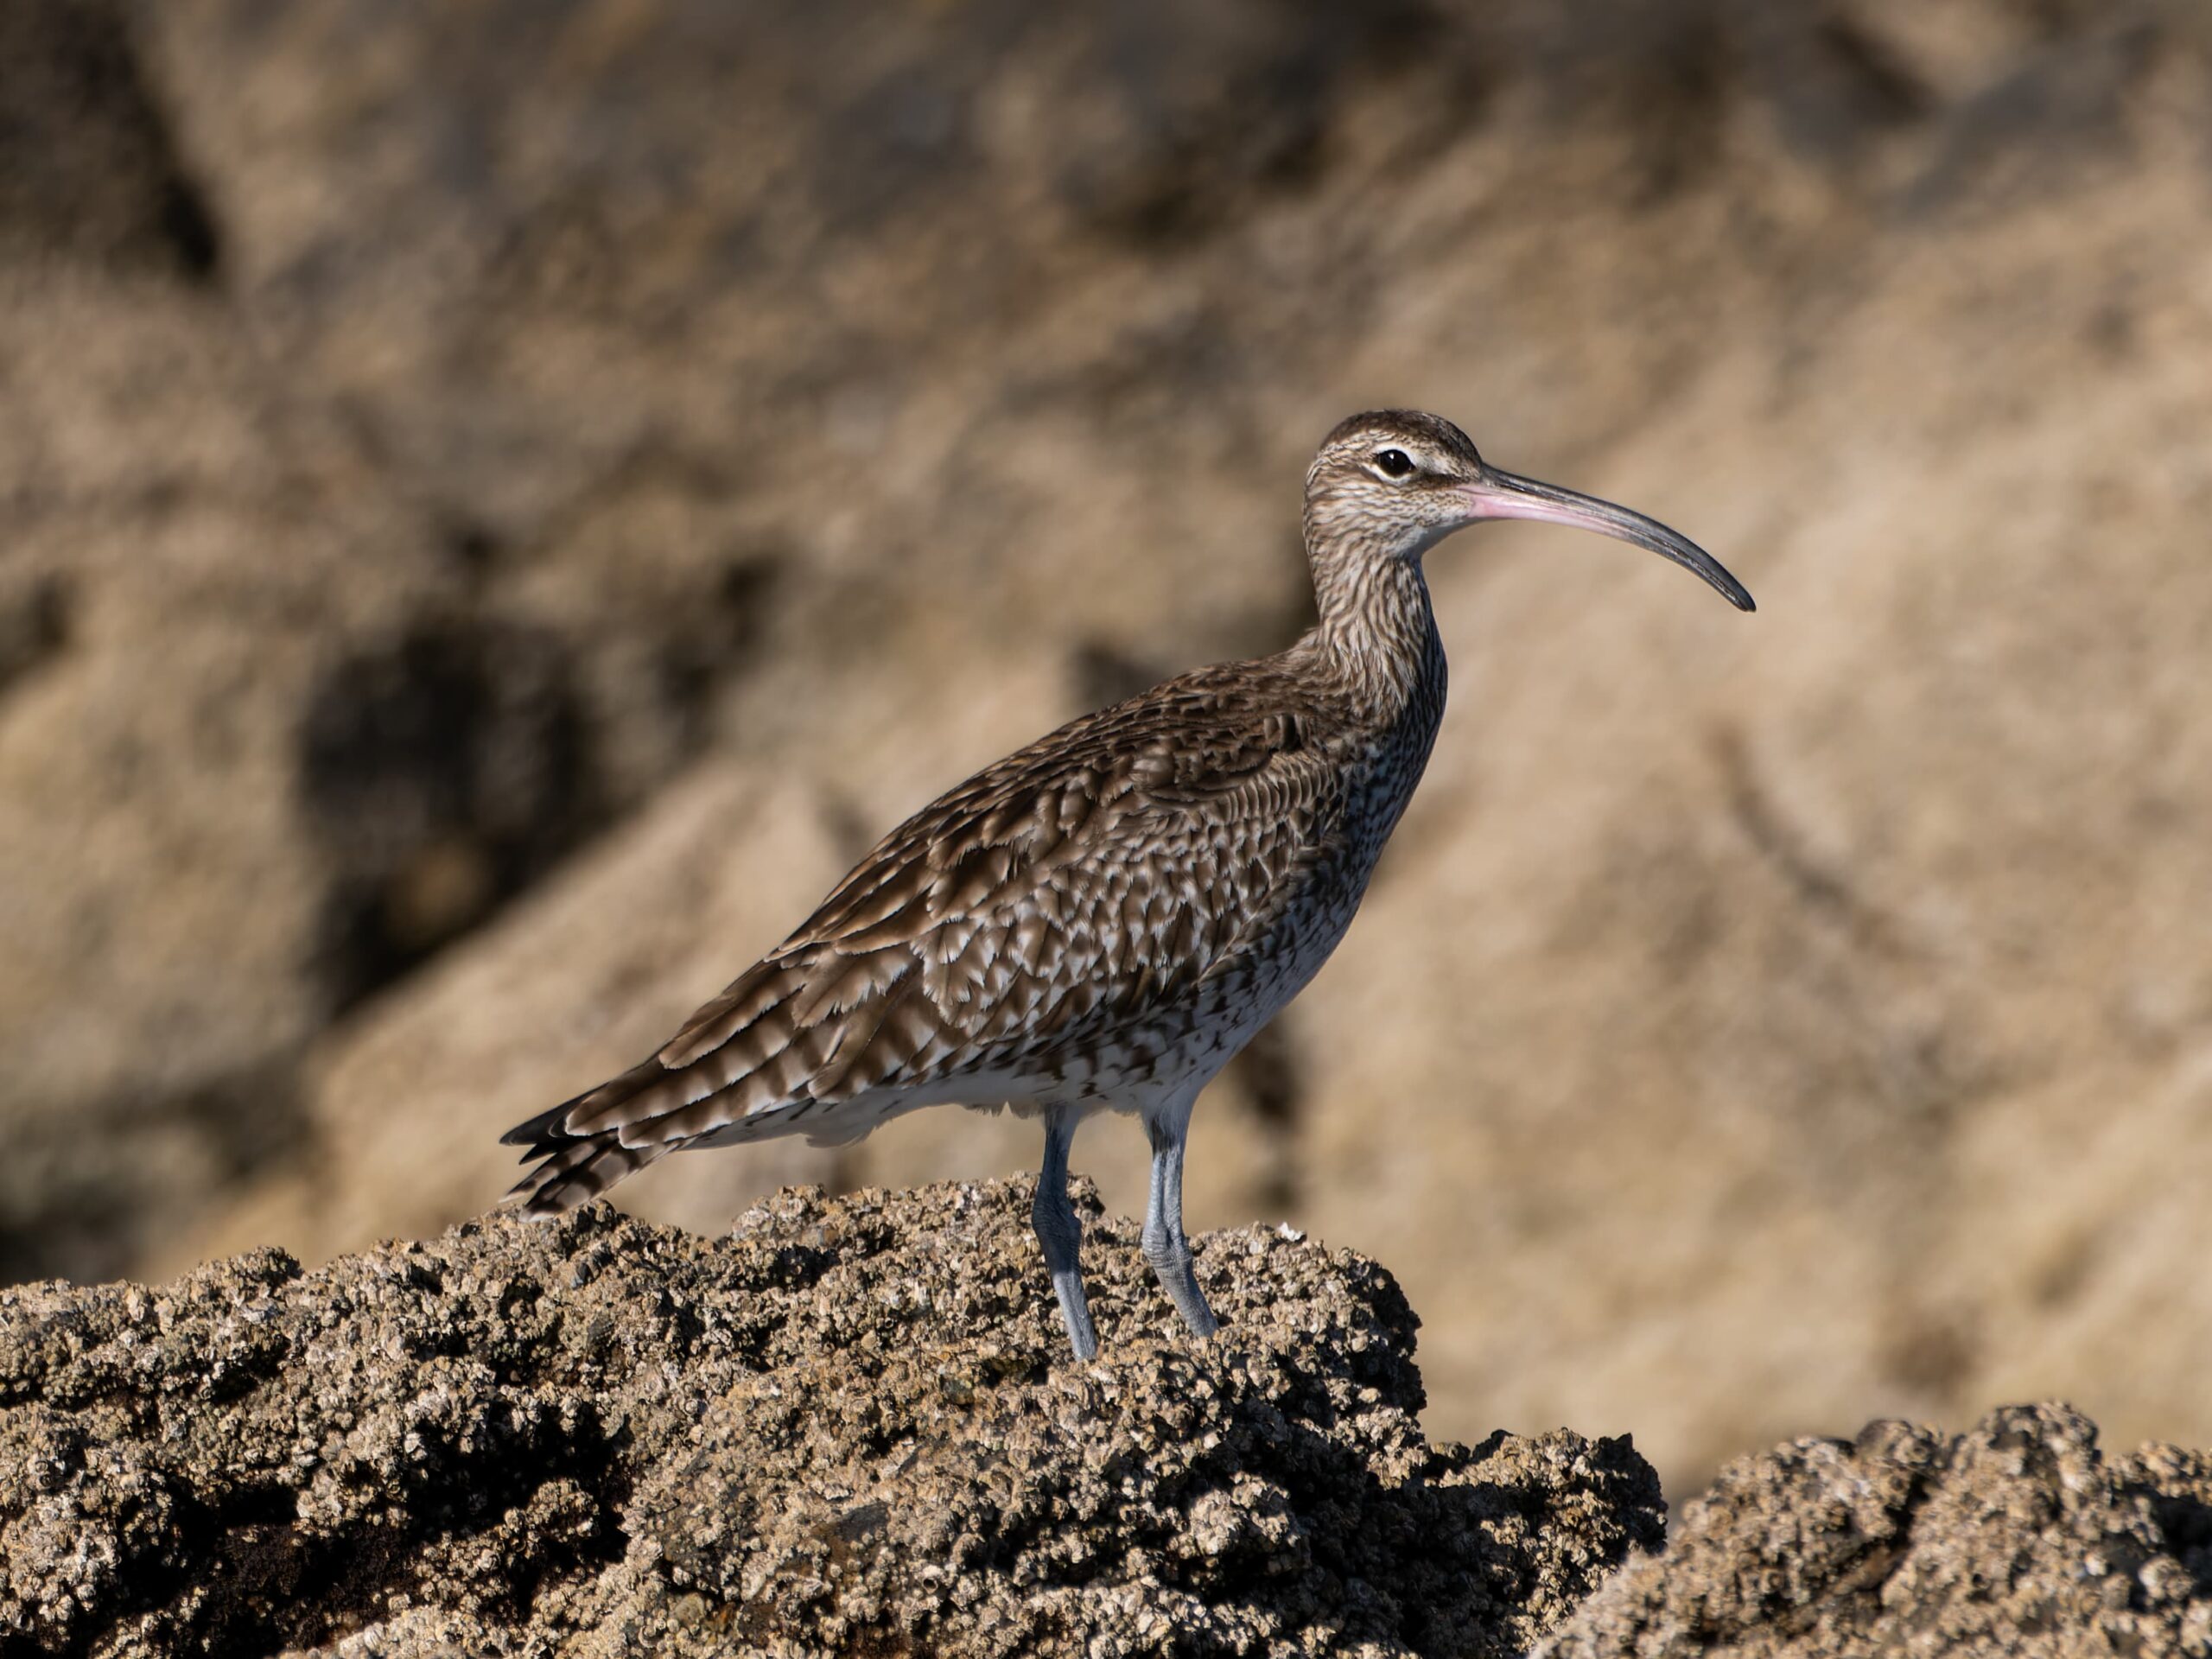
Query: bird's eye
xmin=1373 ymin=448 xmax=1415 ymax=479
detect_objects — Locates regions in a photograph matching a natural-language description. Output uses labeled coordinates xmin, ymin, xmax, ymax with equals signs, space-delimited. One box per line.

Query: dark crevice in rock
xmin=0 ymin=0 xmax=223 ymax=281
xmin=1899 ymin=15 xmax=2170 ymax=218
xmin=290 ymin=511 xmax=782 ymax=1017
xmin=1070 ymin=639 xmax=1167 ymax=713
xmin=1225 ymin=1017 xmax=1306 ymax=1213
xmin=58 ymin=1406 xmax=632 ymax=1658
xmin=0 ymin=1063 xmax=308 ymax=1287
xmin=0 ymin=575 xmax=72 ymax=702
xmin=1066 ymin=1 xmax=1476 ymax=249
xmin=656 ymin=550 xmax=785 ymax=760
xmin=1810 ymin=13 xmax=1936 ymax=130
xmin=297 ymin=618 xmax=607 ymax=1014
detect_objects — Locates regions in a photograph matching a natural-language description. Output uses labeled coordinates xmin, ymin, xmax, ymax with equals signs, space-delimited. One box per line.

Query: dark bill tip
xmin=1465 ymin=467 xmax=1755 ymax=613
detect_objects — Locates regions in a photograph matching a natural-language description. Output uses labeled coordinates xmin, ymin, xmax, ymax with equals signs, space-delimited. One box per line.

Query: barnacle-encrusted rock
xmin=0 ymin=1179 xmax=1660 ymax=1656
xmin=11 ymin=1180 xmax=2212 ymax=1656
xmin=1541 ymin=1403 xmax=2212 ymax=1659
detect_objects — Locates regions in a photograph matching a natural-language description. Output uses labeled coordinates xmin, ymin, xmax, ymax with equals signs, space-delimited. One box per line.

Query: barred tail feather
xmin=500 ymin=1053 xmax=667 ymax=1154
xmin=503 ymin=1127 xmax=671 ymax=1215
xmin=497 ymin=953 xmax=919 ymax=1212
xmin=498 ymin=1018 xmax=807 ymax=1214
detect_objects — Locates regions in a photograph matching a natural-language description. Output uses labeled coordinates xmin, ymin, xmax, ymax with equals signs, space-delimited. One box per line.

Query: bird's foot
xmin=1144 ymin=1240 xmax=1218 ymax=1340
xmin=1052 ymin=1268 xmax=1099 ymax=1361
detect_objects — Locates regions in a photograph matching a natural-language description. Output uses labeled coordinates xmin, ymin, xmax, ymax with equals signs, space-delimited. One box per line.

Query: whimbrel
xmin=503 ymin=410 xmax=1751 ymax=1358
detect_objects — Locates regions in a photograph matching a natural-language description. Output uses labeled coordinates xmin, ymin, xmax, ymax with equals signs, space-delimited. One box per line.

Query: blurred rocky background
xmin=3 ymin=0 xmax=2209 ymax=1498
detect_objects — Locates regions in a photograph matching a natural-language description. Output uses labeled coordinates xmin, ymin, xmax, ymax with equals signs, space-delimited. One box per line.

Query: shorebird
xmin=503 ymin=410 xmax=1751 ymax=1358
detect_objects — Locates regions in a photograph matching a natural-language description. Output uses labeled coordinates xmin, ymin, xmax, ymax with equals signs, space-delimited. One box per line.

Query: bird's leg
xmin=1033 ymin=1106 xmax=1098 ymax=1361
xmin=1141 ymin=1115 xmax=1217 ymax=1339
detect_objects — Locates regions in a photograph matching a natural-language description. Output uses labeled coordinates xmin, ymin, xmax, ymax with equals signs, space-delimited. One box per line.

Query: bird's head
xmin=1303 ymin=410 xmax=1753 ymax=611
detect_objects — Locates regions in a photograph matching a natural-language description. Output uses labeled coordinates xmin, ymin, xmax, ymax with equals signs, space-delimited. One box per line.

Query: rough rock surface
xmin=1542 ymin=1403 xmax=2212 ymax=1658
xmin=9 ymin=1185 xmax=2212 ymax=1658
xmin=0 ymin=1180 xmax=1662 ymax=1657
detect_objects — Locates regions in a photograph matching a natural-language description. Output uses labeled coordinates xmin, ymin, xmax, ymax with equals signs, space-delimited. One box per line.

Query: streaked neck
xmin=1306 ymin=549 xmax=1445 ymax=725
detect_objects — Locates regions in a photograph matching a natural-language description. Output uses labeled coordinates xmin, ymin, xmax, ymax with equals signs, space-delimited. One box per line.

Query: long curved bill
xmin=1463 ymin=467 xmax=1755 ymax=612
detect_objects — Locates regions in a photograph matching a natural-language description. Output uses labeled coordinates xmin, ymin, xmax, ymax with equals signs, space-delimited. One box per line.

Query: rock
xmin=11 ymin=1185 xmax=2212 ymax=1657
xmin=1541 ymin=1402 xmax=2212 ymax=1657
xmin=0 ymin=1179 xmax=1662 ymax=1657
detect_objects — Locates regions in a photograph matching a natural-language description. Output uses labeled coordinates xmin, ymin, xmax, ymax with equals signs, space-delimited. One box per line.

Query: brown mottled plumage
xmin=503 ymin=410 xmax=1752 ymax=1357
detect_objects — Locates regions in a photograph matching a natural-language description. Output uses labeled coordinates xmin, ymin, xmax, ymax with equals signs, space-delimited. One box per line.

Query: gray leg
xmin=1141 ymin=1116 xmax=1218 ymax=1339
xmin=1033 ymin=1107 xmax=1098 ymax=1361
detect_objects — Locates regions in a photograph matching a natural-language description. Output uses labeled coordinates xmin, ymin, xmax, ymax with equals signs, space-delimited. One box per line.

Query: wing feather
xmin=504 ymin=658 xmax=1345 ymax=1209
